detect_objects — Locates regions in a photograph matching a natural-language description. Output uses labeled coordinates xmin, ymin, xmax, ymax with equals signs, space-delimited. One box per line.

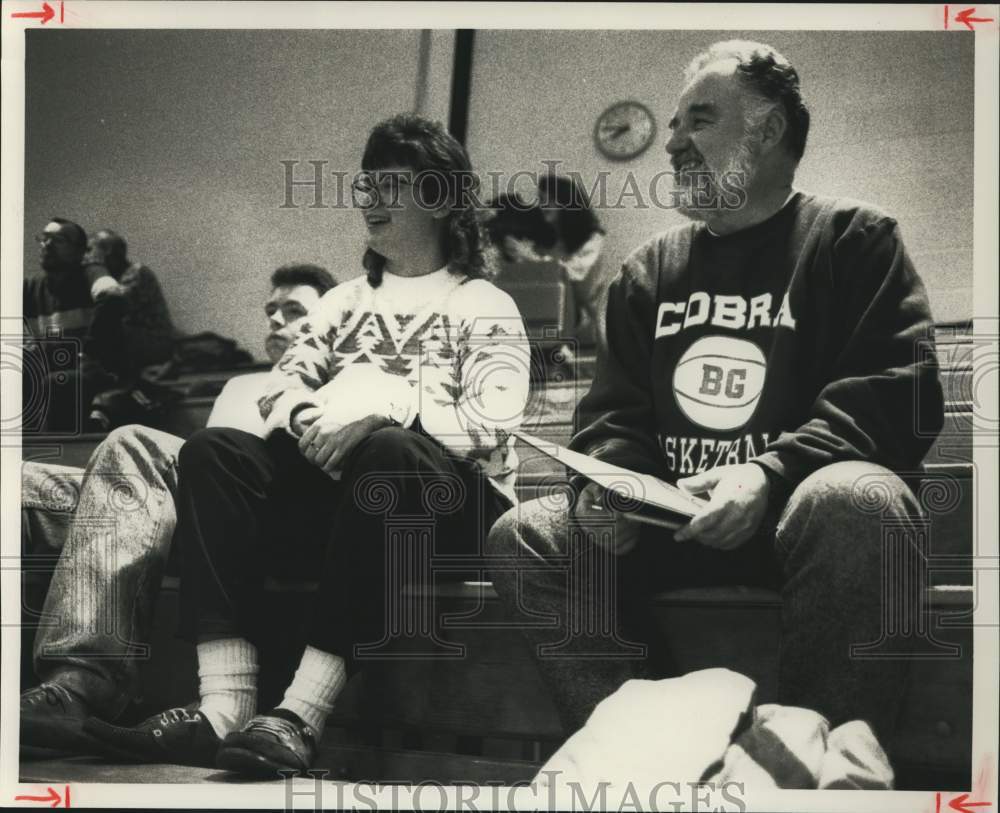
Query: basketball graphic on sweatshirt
xmin=672 ymin=335 xmax=767 ymax=430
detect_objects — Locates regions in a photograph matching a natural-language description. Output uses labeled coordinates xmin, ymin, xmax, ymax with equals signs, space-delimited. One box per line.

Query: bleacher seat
xmin=19 ymin=326 xmax=977 ymax=786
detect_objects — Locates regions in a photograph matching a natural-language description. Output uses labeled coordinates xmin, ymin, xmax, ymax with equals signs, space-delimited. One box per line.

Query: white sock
xmin=276 ymin=646 xmax=347 ymax=737
xmin=196 ymin=637 xmax=259 ymax=739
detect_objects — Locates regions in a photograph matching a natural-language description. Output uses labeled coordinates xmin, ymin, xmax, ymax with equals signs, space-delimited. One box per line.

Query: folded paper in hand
xmin=514 ymin=431 xmax=707 ymax=529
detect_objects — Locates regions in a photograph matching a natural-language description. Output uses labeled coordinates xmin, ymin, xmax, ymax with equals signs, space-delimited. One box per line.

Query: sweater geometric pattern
xmin=258 ymin=268 xmax=530 ymax=503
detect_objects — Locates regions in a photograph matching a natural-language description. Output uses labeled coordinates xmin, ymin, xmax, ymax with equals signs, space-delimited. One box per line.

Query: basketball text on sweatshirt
xmin=570 ymin=193 xmax=945 ymax=496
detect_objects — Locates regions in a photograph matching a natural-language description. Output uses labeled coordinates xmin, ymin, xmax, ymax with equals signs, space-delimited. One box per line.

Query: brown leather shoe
xmin=20 ymin=683 xmax=104 ymax=759
xmin=215 ymin=708 xmax=318 ymax=778
xmin=83 ymin=704 xmax=222 ymax=767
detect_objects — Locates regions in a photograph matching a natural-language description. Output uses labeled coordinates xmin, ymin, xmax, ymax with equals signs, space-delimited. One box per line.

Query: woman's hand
xmin=290 ymin=405 xmax=322 ymax=438
xmin=298 ymin=411 xmax=392 ymax=476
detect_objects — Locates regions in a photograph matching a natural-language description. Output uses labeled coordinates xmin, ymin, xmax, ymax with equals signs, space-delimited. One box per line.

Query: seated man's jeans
xmin=21 ymin=426 xmax=183 ymax=718
xmin=22 ymin=463 xmax=80 ymax=555
xmin=487 ymin=460 xmax=926 ymax=745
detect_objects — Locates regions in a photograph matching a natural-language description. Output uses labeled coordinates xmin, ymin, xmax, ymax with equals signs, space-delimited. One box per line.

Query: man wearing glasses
xmin=23 ymin=218 xmax=175 ymax=432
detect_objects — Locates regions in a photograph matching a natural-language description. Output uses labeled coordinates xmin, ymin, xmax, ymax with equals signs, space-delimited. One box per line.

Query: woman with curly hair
xmin=85 ymin=114 xmax=530 ymax=776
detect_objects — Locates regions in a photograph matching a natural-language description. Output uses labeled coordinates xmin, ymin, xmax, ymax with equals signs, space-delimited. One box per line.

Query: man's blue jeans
xmin=486 ymin=461 xmax=926 ymax=743
xmin=22 ymin=425 xmax=183 ymax=717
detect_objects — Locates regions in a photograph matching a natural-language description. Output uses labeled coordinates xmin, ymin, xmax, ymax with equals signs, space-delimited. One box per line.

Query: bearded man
xmin=487 ymin=40 xmax=944 ymax=751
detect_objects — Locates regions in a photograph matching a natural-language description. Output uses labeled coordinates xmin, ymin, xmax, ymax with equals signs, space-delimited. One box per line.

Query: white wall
xmin=24 ymin=29 xmax=433 ymax=360
xmin=22 ymin=29 xmax=974 ymax=364
xmin=466 ymin=31 xmax=974 ymax=323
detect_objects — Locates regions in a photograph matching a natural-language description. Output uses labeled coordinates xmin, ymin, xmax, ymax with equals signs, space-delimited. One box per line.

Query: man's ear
xmin=760 ymin=106 xmax=788 ymax=153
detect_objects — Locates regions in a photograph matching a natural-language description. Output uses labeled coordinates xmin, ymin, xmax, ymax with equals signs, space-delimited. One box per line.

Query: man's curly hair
xmin=685 ymin=40 xmax=811 ymax=162
xmin=360 ymin=114 xmax=493 ymax=287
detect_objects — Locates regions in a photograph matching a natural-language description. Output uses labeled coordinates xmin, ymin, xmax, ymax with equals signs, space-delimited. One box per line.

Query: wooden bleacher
xmin=19 ymin=326 xmax=977 ymax=787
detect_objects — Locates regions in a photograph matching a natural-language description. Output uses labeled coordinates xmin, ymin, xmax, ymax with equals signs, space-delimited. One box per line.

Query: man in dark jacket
xmin=23 ymin=219 xmax=176 ymax=432
xmin=488 ymin=40 xmax=945 ymax=745
xmin=83 ymin=229 xmax=176 ymax=376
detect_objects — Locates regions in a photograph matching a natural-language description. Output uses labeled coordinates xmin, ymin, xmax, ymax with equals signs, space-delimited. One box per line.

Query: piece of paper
xmin=515 ymin=431 xmax=707 ymax=519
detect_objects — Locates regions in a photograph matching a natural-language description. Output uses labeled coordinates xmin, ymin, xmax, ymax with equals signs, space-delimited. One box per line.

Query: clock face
xmin=594 ymin=100 xmax=657 ymax=161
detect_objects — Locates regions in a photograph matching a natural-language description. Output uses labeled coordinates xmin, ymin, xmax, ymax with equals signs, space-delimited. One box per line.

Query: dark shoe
xmin=20 ymin=683 xmax=104 ymax=760
xmin=216 ymin=709 xmax=318 ymax=778
xmin=83 ymin=704 xmax=221 ymax=767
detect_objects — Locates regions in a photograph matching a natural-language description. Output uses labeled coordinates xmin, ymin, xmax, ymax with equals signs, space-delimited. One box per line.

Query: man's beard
xmin=41 ymin=253 xmax=76 ymax=273
xmin=675 ymin=135 xmax=758 ymax=223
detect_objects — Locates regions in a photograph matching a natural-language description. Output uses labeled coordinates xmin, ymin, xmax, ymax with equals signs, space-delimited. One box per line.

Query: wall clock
xmin=594 ymin=100 xmax=657 ymax=161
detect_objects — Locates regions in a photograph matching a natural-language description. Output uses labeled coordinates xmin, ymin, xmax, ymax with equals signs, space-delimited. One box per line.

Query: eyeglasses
xmin=36 ymin=234 xmax=72 ymax=247
xmin=351 ymin=172 xmax=414 ymax=209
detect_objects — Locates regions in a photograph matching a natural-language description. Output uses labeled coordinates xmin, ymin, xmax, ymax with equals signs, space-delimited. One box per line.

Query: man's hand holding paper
xmin=675 ymin=463 xmax=771 ymax=550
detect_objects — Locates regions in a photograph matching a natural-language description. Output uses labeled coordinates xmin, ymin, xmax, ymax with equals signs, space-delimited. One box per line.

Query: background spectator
xmin=84 ymin=229 xmax=176 ymax=376
xmin=23 ymin=219 xmax=176 ymax=432
xmin=503 ymin=175 xmax=608 ymax=349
